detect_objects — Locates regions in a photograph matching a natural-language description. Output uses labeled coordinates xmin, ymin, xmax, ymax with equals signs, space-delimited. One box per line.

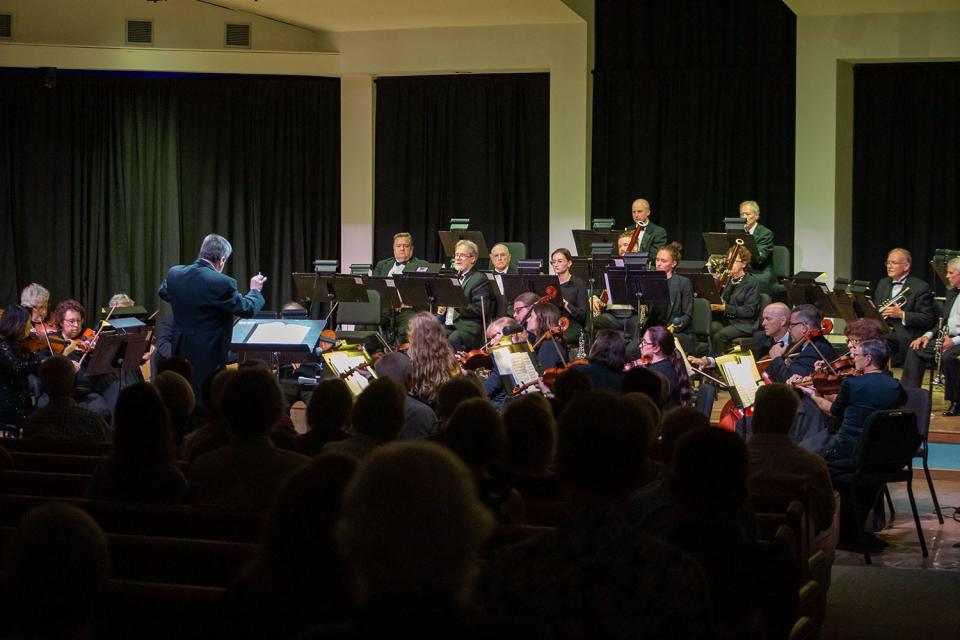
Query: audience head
xmin=557 ymin=391 xmax=654 ymax=500
xmin=752 ymin=384 xmax=800 ymax=435
xmin=436 ymin=375 xmax=484 ymax=423
xmin=671 ymin=427 xmax=748 ymax=517
xmin=588 ymin=329 xmax=627 ymax=372
xmin=622 ymin=366 xmax=667 ymax=407
xmin=221 ymin=365 xmax=284 ymax=438
xmin=153 ymin=371 xmax=196 ymax=425
xmin=621 ymin=392 xmax=662 ymax=446
xmin=552 ymin=366 xmax=592 ymax=409
xmin=3 ymin=503 xmax=109 ymax=638
xmin=502 ymin=394 xmax=556 ymax=474
xmin=114 ymin=383 xmax=176 ymax=465
xmin=0 ymin=304 xmax=31 ymax=343
xmin=337 ymin=442 xmax=493 ymax=602
xmin=373 ymin=351 xmax=412 ymax=390
xmin=352 ymin=376 xmax=405 ymax=440
xmin=157 ymin=356 xmax=194 ymax=384
xmin=659 ymin=407 xmax=711 ymax=465
xmin=444 ymin=398 xmax=504 ymax=472
xmin=39 ymin=355 xmax=76 ymax=398
xmin=306 ymin=378 xmax=354 ymax=435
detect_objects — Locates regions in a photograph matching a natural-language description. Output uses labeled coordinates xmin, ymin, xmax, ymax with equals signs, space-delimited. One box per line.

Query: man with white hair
xmin=158 ymin=234 xmax=267 ymax=400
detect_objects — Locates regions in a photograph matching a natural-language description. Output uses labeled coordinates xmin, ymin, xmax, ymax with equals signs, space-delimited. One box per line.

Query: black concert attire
xmin=443 ymin=270 xmax=493 ymax=351
xmin=764 ymin=336 xmax=837 ymax=384
xmin=710 ymin=274 xmax=760 ymax=355
xmin=629 ymin=221 xmax=668 ymax=255
xmin=873 ymin=273 xmax=936 ymax=367
xmin=0 ymin=338 xmax=39 ymax=429
xmin=901 ymin=286 xmax=960 ymax=407
xmin=647 ymin=359 xmax=682 ymax=411
xmin=645 ymin=273 xmax=696 ymax=355
xmin=558 ymin=275 xmax=588 ymax=345
xmin=372 ymin=256 xmax=430 ymax=344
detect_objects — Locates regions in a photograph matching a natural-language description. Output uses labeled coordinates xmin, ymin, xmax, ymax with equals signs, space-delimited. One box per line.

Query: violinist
xmin=550 ymin=248 xmax=587 ymax=345
xmin=751 ymin=302 xmax=791 ymax=360
xmin=21 ymin=283 xmax=51 ymax=325
xmin=646 ymin=242 xmax=695 ymax=354
xmin=49 ymin=299 xmax=110 ymax=419
xmin=797 ymin=339 xmax=905 ymax=549
xmin=0 ymin=304 xmax=41 ymax=429
xmin=481 ymin=316 xmax=526 ymax=411
xmin=710 ymin=244 xmax=760 ymax=355
xmin=769 ymin=305 xmax=838 ymax=385
xmin=406 ymin=312 xmax=459 ymax=407
xmin=570 ymin=329 xmax=625 ymax=392
xmin=628 ymin=198 xmax=668 ymax=254
xmin=639 ymin=325 xmax=691 ymax=410
xmin=525 ymin=301 xmax=567 ymax=370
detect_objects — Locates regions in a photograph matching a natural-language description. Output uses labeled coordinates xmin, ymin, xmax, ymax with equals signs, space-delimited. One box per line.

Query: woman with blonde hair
xmin=406 ymin=312 xmax=458 ymax=406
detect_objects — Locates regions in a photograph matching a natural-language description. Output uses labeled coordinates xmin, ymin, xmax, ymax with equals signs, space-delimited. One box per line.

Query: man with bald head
xmin=873 ymin=247 xmax=935 ymax=367
xmin=628 ymin=198 xmax=668 ymax=255
xmin=489 ymin=243 xmax=514 ymax=275
xmin=751 ymin=302 xmax=791 ymax=360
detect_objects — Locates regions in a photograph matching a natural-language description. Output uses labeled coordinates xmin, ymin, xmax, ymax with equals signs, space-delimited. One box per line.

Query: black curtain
xmin=374 ymin=73 xmax=549 ymax=264
xmin=592 ymin=0 xmax=796 ymax=262
xmin=853 ymin=62 xmax=960 ymax=290
xmin=0 ymin=68 xmax=340 ymax=316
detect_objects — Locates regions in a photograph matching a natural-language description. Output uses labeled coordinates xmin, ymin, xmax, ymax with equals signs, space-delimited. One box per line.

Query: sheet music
xmin=716 ymin=355 xmax=762 ymax=408
xmin=247 ymin=322 xmax=310 ymax=345
xmin=493 ymin=348 xmax=539 ymax=386
xmin=327 ymin=352 xmax=372 ymax=395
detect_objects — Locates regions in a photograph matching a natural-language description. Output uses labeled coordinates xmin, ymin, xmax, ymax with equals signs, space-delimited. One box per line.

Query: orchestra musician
xmin=550 ymin=248 xmax=587 ymax=346
xmin=873 ymin=248 xmax=936 ymax=367
xmin=0 ymin=304 xmax=41 ymax=429
xmin=901 ymin=257 xmax=960 ymax=416
xmin=406 ymin=311 xmax=459 ymax=407
xmin=489 ymin=244 xmax=515 ymax=275
xmin=738 ymin=200 xmax=775 ymax=287
xmin=646 ymin=242 xmax=696 ymax=355
xmin=639 ymin=325 xmax=691 ymax=410
xmin=710 ymin=245 xmax=760 ymax=355
xmin=438 ymin=239 xmax=492 ymax=351
xmin=373 ymin=232 xmax=429 ymax=344
xmin=158 ymin=234 xmax=267 ymax=402
xmin=750 ymin=302 xmax=791 ymax=360
xmin=570 ymin=329 xmax=625 ymax=392
xmin=20 ymin=283 xmax=51 ymax=325
xmin=628 ymin=198 xmax=668 ymax=254
xmin=524 ymin=301 xmax=568 ymax=370
xmin=592 ymin=231 xmax=639 ymax=338
xmin=48 ymin=299 xmax=110 ymax=419
xmin=770 ymin=304 xmax=837 ymax=384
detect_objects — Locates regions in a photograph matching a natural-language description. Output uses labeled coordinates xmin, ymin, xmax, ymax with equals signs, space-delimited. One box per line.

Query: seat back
xmin=854 ymin=410 xmax=921 ymax=475
xmin=499 ymin=241 xmax=527 ymax=270
xmin=695 ymin=380 xmax=717 ymax=418
xmin=772 ymin=245 xmax=791 ymax=279
xmin=901 ymin=387 xmax=932 ymax=456
xmin=336 ymin=288 xmax=381 ymax=328
xmin=691 ymin=297 xmax=712 ymax=338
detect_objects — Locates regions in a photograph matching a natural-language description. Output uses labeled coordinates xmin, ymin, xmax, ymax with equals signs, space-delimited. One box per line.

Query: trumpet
xmin=877 ymin=286 xmax=910 ymax=312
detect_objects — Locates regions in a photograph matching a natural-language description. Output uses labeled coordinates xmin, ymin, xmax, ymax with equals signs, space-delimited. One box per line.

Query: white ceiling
xmin=204 ymin=0 xmax=584 ymax=33
xmin=784 ymin=0 xmax=960 ymax=16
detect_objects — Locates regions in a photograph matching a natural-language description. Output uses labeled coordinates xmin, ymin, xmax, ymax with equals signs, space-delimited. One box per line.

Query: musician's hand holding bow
xmin=250 ymin=272 xmax=268 ymax=291
xmin=768 ymin=342 xmax=788 ymax=359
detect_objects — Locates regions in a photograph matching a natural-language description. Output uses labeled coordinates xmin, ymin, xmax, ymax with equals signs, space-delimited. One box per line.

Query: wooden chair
xmin=0 ymin=470 xmax=91 ymax=498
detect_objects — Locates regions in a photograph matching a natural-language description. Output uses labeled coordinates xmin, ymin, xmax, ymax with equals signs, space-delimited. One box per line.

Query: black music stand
xmin=702 ymin=232 xmax=759 ymax=261
xmin=605 ymin=268 xmax=669 ymax=314
xmin=85 ymin=329 xmax=151 ymax=390
xmin=438 ymin=230 xmax=490 ymax=259
xmin=499 ymin=274 xmax=563 ymax=307
xmin=690 ymin=273 xmax=723 ymax=305
xmin=850 ymin=292 xmax=890 ymax=333
xmin=572 ymin=229 xmax=622 ymax=256
xmin=784 ymin=272 xmax=841 ymax=317
xmin=394 ymin=274 xmax=468 ymax=313
xmin=364 ymin=276 xmax=403 ymax=309
xmin=231 ymin=318 xmax=328 ymax=377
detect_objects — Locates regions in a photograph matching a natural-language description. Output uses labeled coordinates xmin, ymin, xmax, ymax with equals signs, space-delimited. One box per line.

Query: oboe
xmin=934 ymin=318 xmax=947 ymax=386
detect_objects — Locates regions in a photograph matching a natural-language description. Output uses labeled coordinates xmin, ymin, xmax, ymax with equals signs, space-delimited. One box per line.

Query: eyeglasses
xmin=62 ymin=318 xmax=82 ymax=325
xmin=788 ymin=322 xmax=806 ymax=328
xmin=884 ymin=261 xmax=907 ymax=266
xmin=454 ymin=253 xmax=474 ymax=259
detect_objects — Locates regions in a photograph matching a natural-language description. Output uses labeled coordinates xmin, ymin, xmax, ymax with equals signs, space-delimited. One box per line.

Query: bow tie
xmin=395 ymin=261 xmax=407 ymax=268
xmin=892 ymin=279 xmax=906 ymax=287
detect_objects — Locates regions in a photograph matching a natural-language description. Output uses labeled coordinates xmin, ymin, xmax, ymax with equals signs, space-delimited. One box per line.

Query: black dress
xmin=0 ymin=339 xmax=39 ymax=427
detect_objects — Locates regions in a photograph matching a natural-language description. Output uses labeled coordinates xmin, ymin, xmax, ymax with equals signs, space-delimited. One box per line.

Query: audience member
xmin=153 ymin=370 xmax=196 ymax=443
xmin=325 ymin=377 xmax=405 ymax=460
xmin=300 ymin=442 xmax=496 ymax=638
xmin=182 ymin=367 xmax=235 ymax=461
xmin=433 ymin=375 xmax=484 ymax=436
xmin=444 ymin=397 xmax=521 ymax=523
xmin=188 ymin=366 xmax=310 ymax=511
xmin=297 ymin=378 xmax=353 ymax=456
xmin=0 ymin=442 xmax=12 ymax=470
xmin=748 ymin=383 xmax=835 ymax=533
xmin=482 ymin=391 xmax=711 ymax=639
xmin=87 ymin=382 xmax=187 ymax=503
xmin=21 ymin=355 xmax=110 ymax=442
xmin=621 ymin=365 xmax=668 ymax=407
xmin=668 ymin=428 xmax=798 ymax=639
xmin=495 ymin=394 xmax=560 ymax=501
xmin=1 ymin=503 xmax=110 ymax=640
xmin=373 ymin=351 xmax=437 ymax=440
xmin=549 ymin=365 xmax=591 ymax=415
xmin=156 ymin=355 xmax=194 ymax=385
xmin=213 ymin=454 xmax=358 ymax=639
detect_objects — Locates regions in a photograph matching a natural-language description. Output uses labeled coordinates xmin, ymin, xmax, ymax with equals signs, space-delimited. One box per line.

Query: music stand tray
xmin=438 ymin=230 xmax=490 ymax=259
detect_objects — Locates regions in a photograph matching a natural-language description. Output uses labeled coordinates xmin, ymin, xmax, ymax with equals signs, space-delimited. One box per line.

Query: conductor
xmin=158 ymin=234 xmax=267 ymax=400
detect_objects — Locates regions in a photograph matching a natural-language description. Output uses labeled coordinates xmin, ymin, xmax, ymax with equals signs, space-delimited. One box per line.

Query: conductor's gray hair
xmin=198 ymin=234 xmax=233 ymax=262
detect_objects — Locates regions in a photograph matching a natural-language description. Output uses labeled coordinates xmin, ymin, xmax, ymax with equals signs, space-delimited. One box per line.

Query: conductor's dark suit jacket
xmin=158 ymin=259 xmax=265 ymax=398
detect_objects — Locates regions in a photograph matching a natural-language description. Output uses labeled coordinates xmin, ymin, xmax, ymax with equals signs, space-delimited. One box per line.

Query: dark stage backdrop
xmin=592 ymin=0 xmax=796 ymax=262
xmin=0 ymin=68 xmax=340 ymax=316
xmin=853 ymin=62 xmax=960 ymax=292
xmin=374 ymin=73 xmax=549 ymax=265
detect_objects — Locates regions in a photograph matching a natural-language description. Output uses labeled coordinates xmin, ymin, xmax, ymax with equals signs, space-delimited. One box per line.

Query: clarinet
xmin=934 ymin=317 xmax=947 ymax=385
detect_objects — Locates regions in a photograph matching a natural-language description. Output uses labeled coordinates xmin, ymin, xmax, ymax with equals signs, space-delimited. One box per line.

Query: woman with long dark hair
xmin=406 ymin=312 xmax=458 ymax=407
xmin=0 ymin=304 xmax=41 ymax=429
xmin=570 ymin=329 xmax=625 ymax=392
xmin=640 ymin=325 xmax=692 ymax=410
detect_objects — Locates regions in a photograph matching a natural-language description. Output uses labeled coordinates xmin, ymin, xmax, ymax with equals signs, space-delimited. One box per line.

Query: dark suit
xmin=764 ymin=336 xmax=837 ymax=384
xmin=487 ymin=269 xmax=516 ymax=319
xmin=746 ymin=222 xmax=775 ymax=292
xmin=158 ymin=259 xmax=265 ymax=400
xmin=873 ymin=273 xmax=936 ymax=366
xmin=711 ymin=274 xmax=760 ymax=355
xmin=445 ymin=270 xmax=492 ymax=351
xmin=635 ymin=222 xmax=668 ymax=255
xmin=372 ymin=256 xmax=429 ymax=343
xmin=643 ymin=273 xmax=696 ymax=354
xmin=901 ymin=287 xmax=960 ymax=403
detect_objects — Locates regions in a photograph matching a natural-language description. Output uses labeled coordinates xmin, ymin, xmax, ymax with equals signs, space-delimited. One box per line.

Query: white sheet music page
xmin=247 ymin=322 xmax=310 ymax=345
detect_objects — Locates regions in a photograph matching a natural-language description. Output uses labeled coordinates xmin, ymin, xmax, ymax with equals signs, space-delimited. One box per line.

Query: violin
xmin=457 ymin=349 xmax=493 ymax=371
xmin=792 ymin=356 xmax=860 ymax=396
xmin=623 ymin=356 xmax=652 ymax=372
xmin=24 ymin=320 xmax=62 ymax=354
xmin=339 ymin=359 xmax=375 ymax=380
xmin=511 ymin=358 xmax=588 ymax=395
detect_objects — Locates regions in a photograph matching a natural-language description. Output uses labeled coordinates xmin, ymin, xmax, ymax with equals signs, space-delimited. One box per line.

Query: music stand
xmin=784 ymin=272 xmax=841 ymax=317
xmin=498 ymin=274 xmax=564 ymax=307
xmin=231 ymin=318 xmax=328 ymax=379
xmin=438 ymin=230 xmax=490 ymax=259
xmin=394 ymin=274 xmax=468 ymax=313
xmin=690 ymin=274 xmax=723 ymax=305
xmin=364 ymin=276 xmax=403 ymax=309
xmin=850 ymin=292 xmax=889 ymax=333
xmin=85 ymin=329 xmax=151 ymax=387
xmin=606 ymin=268 xmax=669 ymax=314
xmin=572 ymin=229 xmax=622 ymax=257
xmin=723 ymin=217 xmax=746 ymax=232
